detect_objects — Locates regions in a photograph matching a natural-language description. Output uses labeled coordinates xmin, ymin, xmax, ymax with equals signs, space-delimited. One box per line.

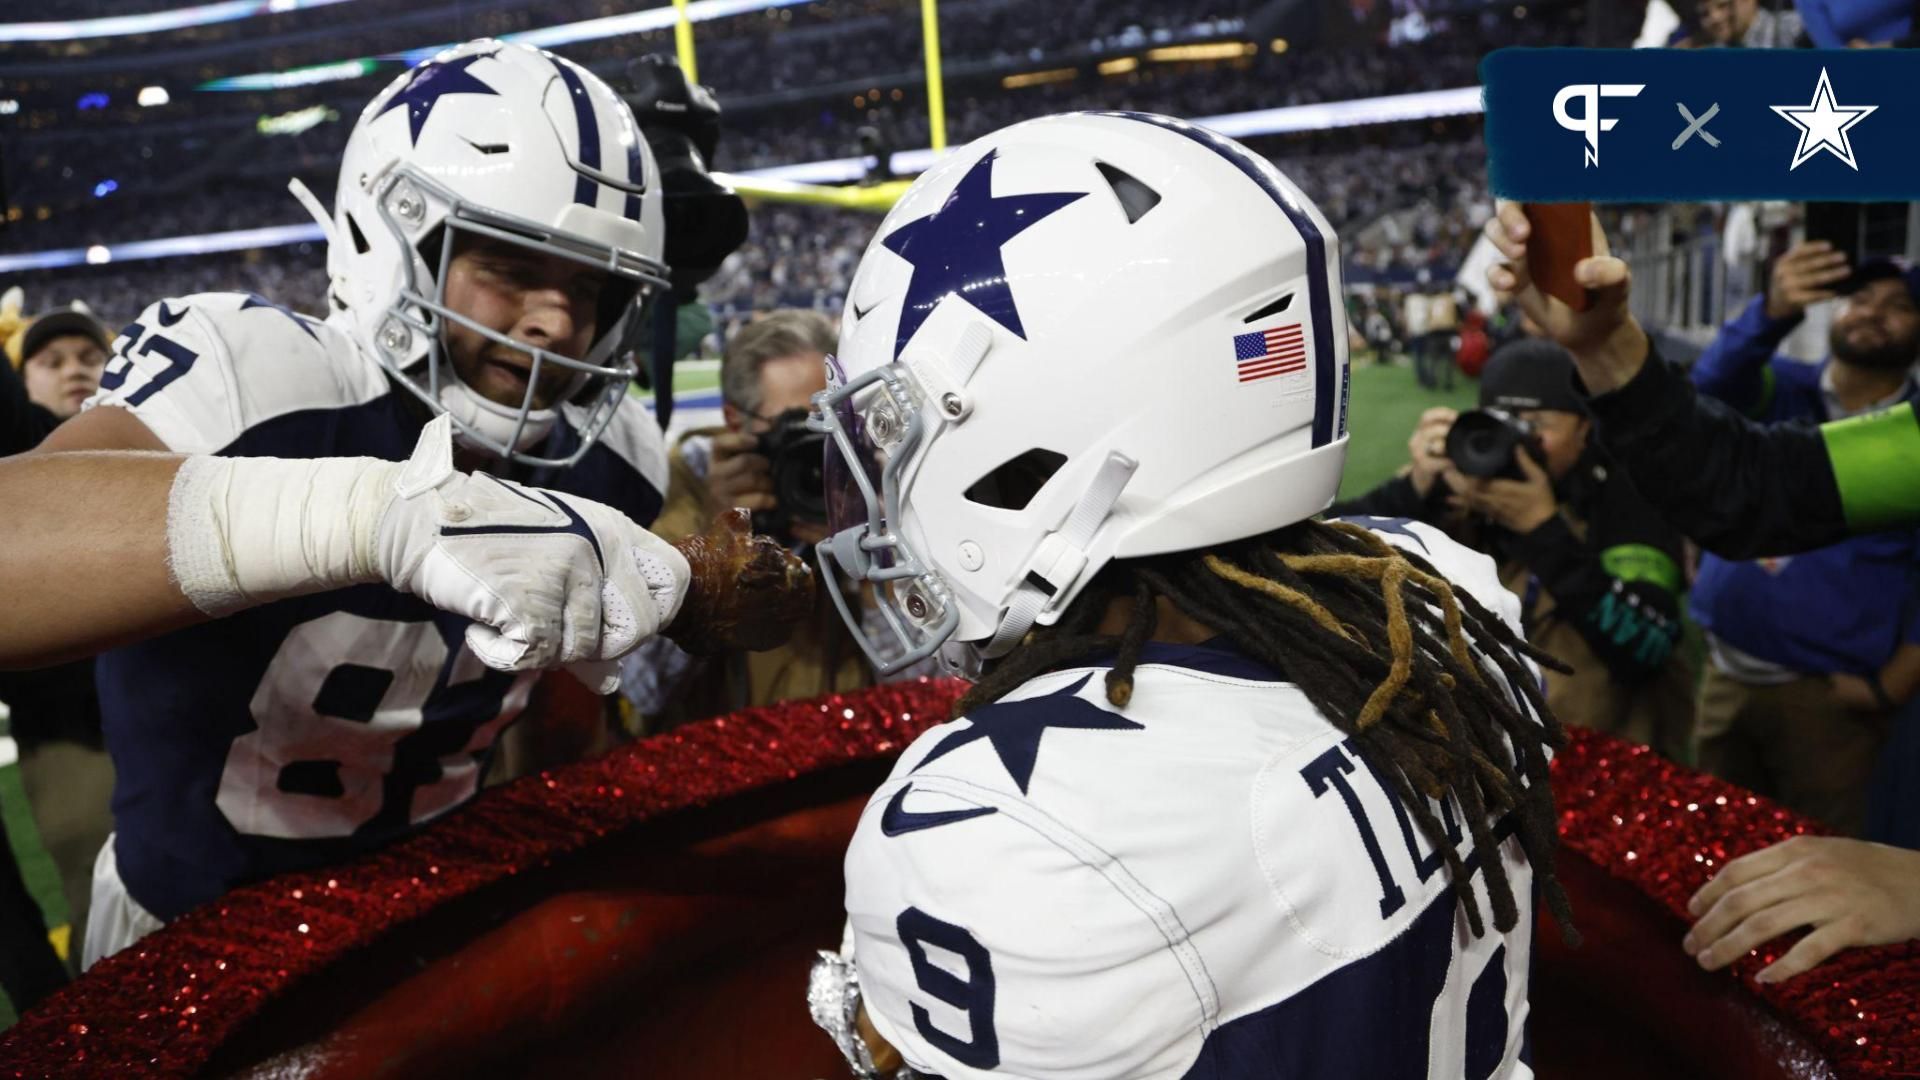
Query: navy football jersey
xmin=86 ymin=293 xmax=668 ymax=920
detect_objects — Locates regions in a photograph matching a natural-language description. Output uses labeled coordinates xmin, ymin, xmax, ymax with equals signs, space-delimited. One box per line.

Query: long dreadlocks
xmin=955 ymin=518 xmax=1577 ymax=944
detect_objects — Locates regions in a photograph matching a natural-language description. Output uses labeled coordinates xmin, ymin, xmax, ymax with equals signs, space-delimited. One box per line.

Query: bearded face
xmin=1830 ymin=278 xmax=1920 ymax=373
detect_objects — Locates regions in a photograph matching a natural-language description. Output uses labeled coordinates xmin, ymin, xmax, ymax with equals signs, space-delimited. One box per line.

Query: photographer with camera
xmin=1333 ymin=337 xmax=1694 ymax=758
xmin=627 ymin=310 xmax=922 ymax=727
xmin=1685 ymin=244 xmax=1920 ymax=836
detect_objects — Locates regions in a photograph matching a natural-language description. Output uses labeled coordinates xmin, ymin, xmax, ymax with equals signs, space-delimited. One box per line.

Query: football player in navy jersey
xmin=0 ymin=39 xmax=809 ymax=967
xmin=805 ymin=113 xmax=1573 ymax=1079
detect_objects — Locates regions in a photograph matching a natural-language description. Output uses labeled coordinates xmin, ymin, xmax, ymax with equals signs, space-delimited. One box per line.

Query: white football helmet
xmin=325 ymin=39 xmax=669 ymax=466
xmin=810 ymin=111 xmax=1351 ymax=676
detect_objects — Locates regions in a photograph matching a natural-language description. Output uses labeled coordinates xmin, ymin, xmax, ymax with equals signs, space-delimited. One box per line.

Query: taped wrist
xmin=167 ymin=453 xmax=400 ymax=615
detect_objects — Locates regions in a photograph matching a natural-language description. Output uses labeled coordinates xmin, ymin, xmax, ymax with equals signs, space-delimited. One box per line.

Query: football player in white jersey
xmin=0 ymin=40 xmax=808 ymax=966
xmin=805 ymin=112 xmax=1575 ymax=1078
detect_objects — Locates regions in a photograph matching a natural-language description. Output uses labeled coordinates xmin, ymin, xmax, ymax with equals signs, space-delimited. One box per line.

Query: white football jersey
xmin=844 ymin=519 xmax=1541 ymax=1079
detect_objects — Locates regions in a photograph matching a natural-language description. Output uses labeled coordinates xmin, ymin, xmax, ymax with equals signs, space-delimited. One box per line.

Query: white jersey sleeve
xmin=87 ymin=293 xmax=384 ymax=454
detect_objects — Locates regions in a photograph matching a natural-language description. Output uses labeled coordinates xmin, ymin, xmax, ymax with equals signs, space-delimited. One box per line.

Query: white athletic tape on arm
xmin=166 ymin=453 xmax=399 ymax=616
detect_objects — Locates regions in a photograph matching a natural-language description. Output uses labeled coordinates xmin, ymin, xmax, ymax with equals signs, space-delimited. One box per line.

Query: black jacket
xmin=1581 ymin=341 xmax=1915 ymax=559
xmin=1331 ymin=444 xmax=1686 ymax=686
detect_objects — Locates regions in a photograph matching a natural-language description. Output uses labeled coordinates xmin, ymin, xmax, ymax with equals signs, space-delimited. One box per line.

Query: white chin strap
xmin=437 ymin=380 xmax=559 ymax=455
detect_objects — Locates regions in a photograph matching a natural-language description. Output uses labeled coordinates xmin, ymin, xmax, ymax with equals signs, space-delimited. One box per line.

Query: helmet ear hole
xmin=345 ymin=212 xmax=371 ymax=255
xmin=964 ymin=448 xmax=1069 ymax=512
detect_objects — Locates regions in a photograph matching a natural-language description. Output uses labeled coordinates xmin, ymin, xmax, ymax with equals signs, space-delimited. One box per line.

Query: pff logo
xmin=1553 ymin=83 xmax=1645 ymax=167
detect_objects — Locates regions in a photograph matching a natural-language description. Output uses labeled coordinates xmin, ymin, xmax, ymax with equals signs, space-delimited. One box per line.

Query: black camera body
xmin=1445 ymin=408 xmax=1546 ymax=481
xmin=751 ymin=408 xmax=828 ymax=542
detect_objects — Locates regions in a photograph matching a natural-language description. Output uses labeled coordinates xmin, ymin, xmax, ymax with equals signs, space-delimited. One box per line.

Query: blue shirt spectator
xmin=1687 ymin=248 xmax=1920 ymax=834
xmin=1692 ymin=253 xmax=1920 ymax=674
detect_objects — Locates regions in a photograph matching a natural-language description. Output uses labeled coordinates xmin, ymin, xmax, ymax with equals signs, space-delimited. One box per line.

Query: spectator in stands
xmin=14 ymin=310 xmax=109 ymax=423
xmin=0 ymin=303 xmax=115 ymax=991
xmin=1687 ymin=245 xmax=1920 ymax=835
xmin=1333 ymin=338 xmax=1696 ymax=759
xmin=1696 ymin=0 xmax=1806 ymax=46
xmin=623 ymin=310 xmax=931 ymax=727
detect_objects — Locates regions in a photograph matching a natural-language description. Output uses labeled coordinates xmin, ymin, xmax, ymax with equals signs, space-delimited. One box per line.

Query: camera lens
xmin=1445 ymin=409 xmax=1525 ymax=479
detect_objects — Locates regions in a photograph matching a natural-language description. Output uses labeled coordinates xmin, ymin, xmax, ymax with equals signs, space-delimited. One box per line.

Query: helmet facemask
xmin=809 ymin=358 xmax=961 ymax=676
xmin=367 ymin=164 xmax=670 ymax=468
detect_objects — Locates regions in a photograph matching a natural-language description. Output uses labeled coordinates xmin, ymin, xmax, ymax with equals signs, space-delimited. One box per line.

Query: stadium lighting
xmin=93 ymin=179 xmax=120 ymax=198
xmin=0 ymin=85 xmax=1486 ymax=273
xmin=76 ymin=92 xmax=110 ymax=110
xmin=0 ymin=0 xmax=361 ymax=44
xmin=85 ymin=245 xmax=111 ymax=265
xmin=1000 ymin=68 xmax=1078 ymax=90
xmin=199 ymin=57 xmax=378 ymax=92
xmin=1145 ymin=42 xmax=1256 ymax=62
xmin=138 ymin=86 xmax=171 ymax=107
xmin=0 ymin=99 xmax=17 ymax=115
xmin=1097 ymin=57 xmax=1140 ymax=76
xmin=195 ymin=0 xmax=821 ymax=93
xmin=256 ymin=104 xmax=339 ymax=136
xmin=1270 ymin=38 xmax=1290 ymax=53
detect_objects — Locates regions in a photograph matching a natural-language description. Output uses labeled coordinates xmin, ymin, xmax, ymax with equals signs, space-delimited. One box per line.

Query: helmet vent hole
xmin=345 ymin=212 xmax=371 ymax=255
xmin=1094 ymin=161 xmax=1161 ymax=225
xmin=1242 ymin=292 xmax=1294 ymax=323
xmin=964 ymin=448 xmax=1068 ymax=512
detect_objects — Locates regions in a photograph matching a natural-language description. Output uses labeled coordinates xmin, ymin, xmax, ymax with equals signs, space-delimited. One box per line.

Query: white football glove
xmin=373 ymin=416 xmax=689 ymax=691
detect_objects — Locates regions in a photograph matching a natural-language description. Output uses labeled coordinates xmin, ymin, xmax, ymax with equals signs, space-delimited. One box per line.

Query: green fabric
xmin=1748 ymin=364 xmax=1776 ymax=420
xmin=675 ymin=300 xmax=714 ymax=361
xmin=1599 ymin=543 xmax=1682 ymax=594
xmin=1822 ymin=403 xmax=1920 ymax=530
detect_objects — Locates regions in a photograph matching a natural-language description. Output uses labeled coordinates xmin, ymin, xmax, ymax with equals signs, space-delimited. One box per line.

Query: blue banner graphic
xmin=1484 ymin=48 xmax=1920 ymax=201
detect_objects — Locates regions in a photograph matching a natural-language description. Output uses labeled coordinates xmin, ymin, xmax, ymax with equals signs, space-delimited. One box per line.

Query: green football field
xmin=1337 ymin=359 xmax=1480 ymax=500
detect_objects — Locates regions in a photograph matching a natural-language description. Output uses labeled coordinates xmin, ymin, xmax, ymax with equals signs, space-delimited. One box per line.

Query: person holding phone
xmin=1687 ymin=246 xmax=1920 ymax=837
xmin=1485 ymin=199 xmax=1920 ymax=982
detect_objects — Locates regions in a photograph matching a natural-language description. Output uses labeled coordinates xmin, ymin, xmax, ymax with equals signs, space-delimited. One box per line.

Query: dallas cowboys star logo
xmin=880 ymin=149 xmax=1086 ymax=359
xmin=912 ymin=672 xmax=1143 ymax=794
xmin=376 ymin=50 xmax=500 ymax=146
xmin=1770 ymin=67 xmax=1877 ymax=172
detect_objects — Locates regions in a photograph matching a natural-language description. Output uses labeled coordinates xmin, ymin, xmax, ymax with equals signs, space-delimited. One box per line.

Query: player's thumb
xmin=464 ymin=621 xmax=536 ymax=672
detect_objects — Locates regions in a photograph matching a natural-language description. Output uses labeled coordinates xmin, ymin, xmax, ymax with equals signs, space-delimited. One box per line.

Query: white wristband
xmin=167 ymin=453 xmax=400 ymax=616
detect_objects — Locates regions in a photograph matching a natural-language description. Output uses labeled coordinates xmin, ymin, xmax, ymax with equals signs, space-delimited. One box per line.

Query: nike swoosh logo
xmin=880 ymin=785 xmax=997 ymax=837
xmin=851 ymin=299 xmax=877 ymax=320
xmin=441 ymin=484 xmax=604 ymax=571
xmin=156 ymin=302 xmax=188 ymax=326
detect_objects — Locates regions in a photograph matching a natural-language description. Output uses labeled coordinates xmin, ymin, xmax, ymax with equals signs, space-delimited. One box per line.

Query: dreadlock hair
xmin=954 ymin=517 xmax=1579 ymax=945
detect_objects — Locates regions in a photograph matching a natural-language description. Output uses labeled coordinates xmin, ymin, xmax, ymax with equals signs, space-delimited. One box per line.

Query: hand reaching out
xmin=1483 ymin=201 xmax=1649 ymax=391
xmin=1684 ymin=835 xmax=1920 ymax=983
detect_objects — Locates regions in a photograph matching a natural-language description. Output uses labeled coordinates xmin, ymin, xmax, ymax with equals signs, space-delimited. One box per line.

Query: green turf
xmin=0 ymin=756 xmax=70 ymax=1030
xmin=1337 ymin=358 xmax=1480 ymax=501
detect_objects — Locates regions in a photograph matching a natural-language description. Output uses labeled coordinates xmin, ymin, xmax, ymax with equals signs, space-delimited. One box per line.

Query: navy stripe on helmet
xmin=551 ymin=57 xmax=601 ymax=209
xmin=624 ymin=135 xmax=643 ymax=220
xmin=1096 ymin=111 xmax=1340 ymax=449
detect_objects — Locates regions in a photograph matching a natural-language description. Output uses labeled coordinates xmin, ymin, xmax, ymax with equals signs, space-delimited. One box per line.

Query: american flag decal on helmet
xmin=1232 ymin=324 xmax=1306 ymax=383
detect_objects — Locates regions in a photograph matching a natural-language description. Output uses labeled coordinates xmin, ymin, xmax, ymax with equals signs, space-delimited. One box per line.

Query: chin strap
xmin=980 ymin=450 xmax=1138 ymax=660
xmin=287 ymin=177 xmax=337 ymax=247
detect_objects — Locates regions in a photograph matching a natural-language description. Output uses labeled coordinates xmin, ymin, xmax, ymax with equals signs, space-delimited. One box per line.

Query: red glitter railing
xmin=0 ymin=680 xmax=1913 ymax=1078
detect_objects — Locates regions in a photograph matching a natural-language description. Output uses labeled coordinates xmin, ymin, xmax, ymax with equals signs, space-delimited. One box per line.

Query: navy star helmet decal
xmin=376 ymin=50 xmax=501 ymax=146
xmin=911 ymin=672 xmax=1143 ymax=795
xmin=879 ymin=148 xmax=1086 ymax=359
